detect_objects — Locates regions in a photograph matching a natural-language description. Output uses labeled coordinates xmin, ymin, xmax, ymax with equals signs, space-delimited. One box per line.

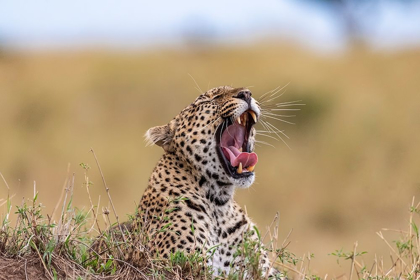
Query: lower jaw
xmin=216 ymin=146 xmax=254 ymax=180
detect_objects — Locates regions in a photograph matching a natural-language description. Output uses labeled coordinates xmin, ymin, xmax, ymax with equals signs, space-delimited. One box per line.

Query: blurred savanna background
xmin=1 ymin=0 xmax=420 ymax=277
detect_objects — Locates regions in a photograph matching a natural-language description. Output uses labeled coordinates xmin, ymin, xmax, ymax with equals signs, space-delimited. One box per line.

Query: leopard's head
xmin=146 ymin=86 xmax=260 ymax=188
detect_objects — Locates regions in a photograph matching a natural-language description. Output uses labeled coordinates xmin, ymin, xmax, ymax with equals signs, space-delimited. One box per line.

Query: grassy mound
xmin=0 ymin=159 xmax=297 ymax=280
xmin=1 ymin=155 xmax=420 ymax=279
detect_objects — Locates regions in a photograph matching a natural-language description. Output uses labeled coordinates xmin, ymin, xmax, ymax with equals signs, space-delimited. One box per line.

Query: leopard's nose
xmin=235 ymin=90 xmax=252 ymax=102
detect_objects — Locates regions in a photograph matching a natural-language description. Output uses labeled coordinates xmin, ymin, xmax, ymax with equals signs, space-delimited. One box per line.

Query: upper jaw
xmin=234 ymin=110 xmax=258 ymax=126
xmin=231 ymin=102 xmax=260 ymax=124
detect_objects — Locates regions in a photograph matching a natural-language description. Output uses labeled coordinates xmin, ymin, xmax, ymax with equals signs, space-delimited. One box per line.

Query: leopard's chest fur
xmin=138 ymin=154 xmax=252 ymax=274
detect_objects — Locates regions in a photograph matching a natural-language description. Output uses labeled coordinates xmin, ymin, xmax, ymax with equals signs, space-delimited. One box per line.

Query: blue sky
xmin=0 ymin=0 xmax=419 ymax=51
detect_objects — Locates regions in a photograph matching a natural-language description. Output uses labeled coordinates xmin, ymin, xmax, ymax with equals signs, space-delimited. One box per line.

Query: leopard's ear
xmin=145 ymin=119 xmax=177 ymax=152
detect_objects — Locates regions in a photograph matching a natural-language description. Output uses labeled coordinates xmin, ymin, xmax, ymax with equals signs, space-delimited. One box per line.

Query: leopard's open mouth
xmin=216 ymin=110 xmax=258 ymax=179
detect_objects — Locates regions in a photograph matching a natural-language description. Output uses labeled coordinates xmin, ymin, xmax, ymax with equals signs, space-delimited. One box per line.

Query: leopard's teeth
xmin=237 ymin=162 xmax=243 ymax=174
xmin=237 ymin=117 xmax=241 ymax=125
xmin=248 ymin=165 xmax=255 ymax=172
xmin=249 ymin=111 xmax=257 ymax=123
xmin=239 ymin=147 xmax=243 ymax=152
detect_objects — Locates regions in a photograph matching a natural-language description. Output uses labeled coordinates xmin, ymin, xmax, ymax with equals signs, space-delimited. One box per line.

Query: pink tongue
xmin=220 ymin=123 xmax=258 ymax=169
xmin=222 ymin=146 xmax=258 ymax=168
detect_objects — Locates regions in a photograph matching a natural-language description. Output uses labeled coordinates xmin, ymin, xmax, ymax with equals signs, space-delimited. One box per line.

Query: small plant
xmin=330 ymin=247 xmax=368 ymax=265
xmin=327 ymin=197 xmax=420 ymax=280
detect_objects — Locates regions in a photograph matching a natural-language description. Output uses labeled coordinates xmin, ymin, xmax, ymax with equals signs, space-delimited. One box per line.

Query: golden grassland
xmin=1 ymin=43 xmax=420 ymax=276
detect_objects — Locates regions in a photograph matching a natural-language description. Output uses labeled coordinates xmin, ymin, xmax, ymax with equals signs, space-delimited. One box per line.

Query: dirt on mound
xmin=0 ymin=253 xmax=157 ymax=280
xmin=0 ymin=255 xmax=48 ymax=280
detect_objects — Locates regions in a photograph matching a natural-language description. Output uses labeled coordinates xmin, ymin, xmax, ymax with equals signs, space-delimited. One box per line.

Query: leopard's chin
xmin=232 ymin=174 xmax=255 ymax=189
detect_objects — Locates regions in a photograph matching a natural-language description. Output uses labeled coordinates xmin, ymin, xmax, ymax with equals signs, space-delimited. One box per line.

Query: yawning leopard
xmin=124 ymin=86 xmax=285 ymax=278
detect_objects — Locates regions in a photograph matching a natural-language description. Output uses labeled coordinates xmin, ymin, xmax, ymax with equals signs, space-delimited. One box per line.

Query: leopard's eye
xmin=212 ymin=94 xmax=223 ymax=100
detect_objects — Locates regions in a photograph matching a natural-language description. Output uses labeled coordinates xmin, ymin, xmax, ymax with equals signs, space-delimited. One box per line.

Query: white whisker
xmin=275 ymin=100 xmax=303 ymax=105
xmin=258 ymin=83 xmax=290 ymax=104
xmin=262 ymin=112 xmax=296 ymax=118
xmin=258 ymin=121 xmax=273 ymax=136
xmin=262 ymin=115 xmax=295 ymax=125
xmin=270 ymin=108 xmax=301 ymax=111
xmin=276 ymin=103 xmax=305 ymax=107
xmin=188 ymin=73 xmax=203 ymax=94
xmin=256 ymin=130 xmax=286 ymax=134
xmin=258 ymin=86 xmax=282 ymax=102
xmin=255 ymin=132 xmax=281 ymax=141
xmin=255 ymin=140 xmax=276 ymax=148
xmin=263 ymin=121 xmax=290 ymax=140
xmin=259 ymin=92 xmax=287 ymax=105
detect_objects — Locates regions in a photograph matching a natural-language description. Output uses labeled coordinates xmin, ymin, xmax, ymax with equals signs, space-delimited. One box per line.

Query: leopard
xmin=101 ymin=86 xmax=285 ymax=278
xmin=126 ymin=85 xmax=287 ymax=278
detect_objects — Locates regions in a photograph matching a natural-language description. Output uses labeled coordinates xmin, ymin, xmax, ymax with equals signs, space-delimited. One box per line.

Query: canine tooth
xmin=237 ymin=163 xmax=243 ymax=174
xmin=248 ymin=165 xmax=255 ymax=172
xmin=237 ymin=117 xmax=241 ymax=125
xmin=239 ymin=147 xmax=243 ymax=152
xmin=249 ymin=111 xmax=257 ymax=123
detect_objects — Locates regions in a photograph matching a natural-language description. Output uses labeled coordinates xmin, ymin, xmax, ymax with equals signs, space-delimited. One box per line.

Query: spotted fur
xmin=134 ymin=86 xmax=282 ymax=278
